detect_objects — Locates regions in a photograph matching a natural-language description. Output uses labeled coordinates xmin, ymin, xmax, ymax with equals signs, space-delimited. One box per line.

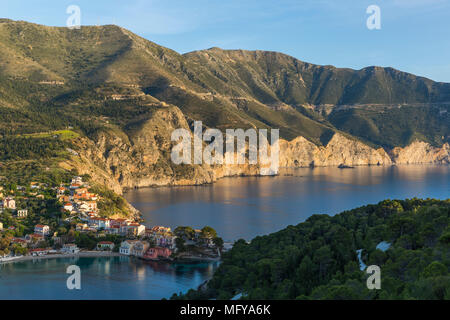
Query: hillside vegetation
xmin=172 ymin=199 xmax=450 ymax=300
xmin=0 ymin=19 xmax=448 ymax=149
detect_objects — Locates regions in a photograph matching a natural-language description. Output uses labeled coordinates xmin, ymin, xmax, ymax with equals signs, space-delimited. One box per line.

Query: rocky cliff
xmin=279 ymin=134 xmax=392 ymax=167
xmin=390 ymin=141 xmax=450 ymax=164
xmin=60 ymin=105 xmax=448 ymax=194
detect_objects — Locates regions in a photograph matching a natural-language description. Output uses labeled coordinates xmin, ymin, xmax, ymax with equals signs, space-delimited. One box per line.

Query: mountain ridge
xmin=0 ymin=19 xmax=448 ymax=194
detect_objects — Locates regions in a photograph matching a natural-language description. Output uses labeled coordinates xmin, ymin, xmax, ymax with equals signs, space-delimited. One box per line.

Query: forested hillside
xmin=0 ymin=19 xmax=448 ymax=147
xmin=172 ymin=199 xmax=450 ymax=300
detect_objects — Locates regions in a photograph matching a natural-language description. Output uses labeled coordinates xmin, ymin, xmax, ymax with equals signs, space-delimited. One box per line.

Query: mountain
xmin=182 ymin=48 xmax=450 ymax=106
xmin=0 ymin=19 xmax=448 ymax=192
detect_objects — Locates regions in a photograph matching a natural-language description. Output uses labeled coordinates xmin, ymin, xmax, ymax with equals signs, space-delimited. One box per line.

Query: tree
xmin=201 ymin=226 xmax=217 ymax=239
xmin=438 ymin=231 xmax=450 ymax=245
xmin=421 ymin=262 xmax=448 ymax=278
xmin=175 ymin=237 xmax=186 ymax=252
xmin=213 ymin=237 xmax=224 ymax=250
xmin=173 ymin=199 xmax=450 ymax=301
xmin=174 ymin=226 xmax=195 ymax=240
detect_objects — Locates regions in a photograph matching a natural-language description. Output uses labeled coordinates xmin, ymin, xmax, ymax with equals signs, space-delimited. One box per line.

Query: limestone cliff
xmin=61 ymin=106 xmax=448 ymax=194
xmin=390 ymin=141 xmax=450 ymax=164
xmin=279 ymin=133 xmax=392 ymax=167
xmin=65 ymin=106 xmax=217 ymax=194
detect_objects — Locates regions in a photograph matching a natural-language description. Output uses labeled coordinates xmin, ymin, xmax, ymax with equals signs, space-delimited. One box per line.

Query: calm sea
xmin=0 ymin=256 xmax=218 ymax=299
xmin=1 ymin=164 xmax=448 ymax=299
xmin=127 ymin=165 xmax=450 ymax=242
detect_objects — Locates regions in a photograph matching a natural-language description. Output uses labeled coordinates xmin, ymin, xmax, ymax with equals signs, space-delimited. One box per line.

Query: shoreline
xmin=0 ymin=251 xmax=120 ymax=265
xmin=122 ymin=163 xmax=450 ymax=193
xmin=1 ymin=251 xmax=222 ymax=265
xmin=173 ymin=256 xmax=221 ymax=263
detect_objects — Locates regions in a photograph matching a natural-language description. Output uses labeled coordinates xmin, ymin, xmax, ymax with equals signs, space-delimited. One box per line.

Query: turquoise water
xmin=1 ymin=165 xmax=448 ymax=300
xmin=0 ymin=256 xmax=218 ymax=300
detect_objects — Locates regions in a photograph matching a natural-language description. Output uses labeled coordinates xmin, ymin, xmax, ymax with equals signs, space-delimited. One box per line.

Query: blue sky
xmin=2 ymin=0 xmax=450 ymax=82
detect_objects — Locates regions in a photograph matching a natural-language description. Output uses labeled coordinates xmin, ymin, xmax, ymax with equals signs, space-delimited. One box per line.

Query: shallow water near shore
xmin=126 ymin=165 xmax=450 ymax=242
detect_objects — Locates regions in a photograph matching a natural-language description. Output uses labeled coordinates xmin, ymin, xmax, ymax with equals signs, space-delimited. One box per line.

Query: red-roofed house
xmin=26 ymin=233 xmax=44 ymax=242
xmin=30 ymin=248 xmax=49 ymax=256
xmin=57 ymin=187 xmax=66 ymax=196
xmin=11 ymin=237 xmax=28 ymax=246
xmin=97 ymin=241 xmax=115 ymax=251
xmin=126 ymin=223 xmax=145 ymax=237
xmin=63 ymin=203 xmax=73 ymax=212
xmin=34 ymin=224 xmax=50 ymax=236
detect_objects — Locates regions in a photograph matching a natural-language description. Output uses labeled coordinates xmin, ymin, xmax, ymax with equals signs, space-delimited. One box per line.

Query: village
xmin=0 ymin=176 xmax=223 ymax=263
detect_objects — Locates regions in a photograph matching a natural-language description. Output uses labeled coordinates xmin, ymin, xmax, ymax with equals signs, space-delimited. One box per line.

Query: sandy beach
xmin=0 ymin=251 xmax=120 ymax=265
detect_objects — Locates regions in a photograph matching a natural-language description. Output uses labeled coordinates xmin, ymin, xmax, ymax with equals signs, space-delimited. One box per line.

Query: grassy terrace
xmin=18 ymin=130 xmax=80 ymax=141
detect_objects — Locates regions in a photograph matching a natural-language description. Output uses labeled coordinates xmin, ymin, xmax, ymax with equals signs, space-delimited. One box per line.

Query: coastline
xmin=1 ymin=251 xmax=221 ymax=265
xmin=0 ymin=251 xmax=120 ymax=265
xmin=122 ymin=163 xmax=450 ymax=193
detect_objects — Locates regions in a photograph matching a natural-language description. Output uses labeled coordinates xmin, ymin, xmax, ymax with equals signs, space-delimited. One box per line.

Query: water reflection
xmin=126 ymin=165 xmax=450 ymax=241
xmin=0 ymin=257 xmax=219 ymax=300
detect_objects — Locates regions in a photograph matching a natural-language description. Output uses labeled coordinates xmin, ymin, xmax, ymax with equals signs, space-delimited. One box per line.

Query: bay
xmin=0 ymin=256 xmax=218 ymax=300
xmin=126 ymin=165 xmax=450 ymax=242
xmin=2 ymin=164 xmax=448 ymax=300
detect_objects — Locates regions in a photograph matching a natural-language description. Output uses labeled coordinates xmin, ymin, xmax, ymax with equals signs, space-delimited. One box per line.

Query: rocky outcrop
xmin=279 ymin=133 xmax=392 ymax=167
xmin=390 ymin=141 xmax=450 ymax=164
xmin=65 ymin=106 xmax=216 ymax=194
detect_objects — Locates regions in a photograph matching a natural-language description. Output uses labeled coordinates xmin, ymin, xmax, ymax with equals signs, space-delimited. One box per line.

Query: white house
xmin=0 ymin=222 xmax=3 ymax=231
xmin=3 ymin=197 xmax=15 ymax=210
xmin=34 ymin=224 xmax=50 ymax=236
xmin=97 ymin=241 xmax=115 ymax=251
xmin=71 ymin=176 xmax=83 ymax=185
xmin=31 ymin=248 xmax=49 ymax=256
xmin=63 ymin=203 xmax=73 ymax=212
xmin=119 ymin=240 xmax=137 ymax=255
xmin=79 ymin=203 xmax=90 ymax=212
xmin=126 ymin=223 xmax=146 ymax=237
xmin=86 ymin=201 xmax=97 ymax=212
xmin=89 ymin=217 xmax=110 ymax=230
xmin=62 ymin=243 xmax=80 ymax=254
xmin=106 ymin=226 xmax=120 ymax=235
xmin=16 ymin=209 xmax=28 ymax=218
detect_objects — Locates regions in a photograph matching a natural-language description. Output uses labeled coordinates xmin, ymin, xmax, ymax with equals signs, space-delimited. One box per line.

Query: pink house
xmin=143 ymin=247 xmax=172 ymax=260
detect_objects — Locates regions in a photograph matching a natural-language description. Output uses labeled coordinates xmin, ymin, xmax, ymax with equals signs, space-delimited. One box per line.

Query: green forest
xmin=172 ymin=199 xmax=450 ymax=300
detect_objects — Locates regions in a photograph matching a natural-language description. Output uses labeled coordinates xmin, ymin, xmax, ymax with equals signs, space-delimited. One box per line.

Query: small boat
xmin=338 ymin=164 xmax=355 ymax=169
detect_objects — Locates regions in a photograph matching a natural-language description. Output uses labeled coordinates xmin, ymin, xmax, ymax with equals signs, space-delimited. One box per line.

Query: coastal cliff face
xmin=65 ymin=106 xmax=218 ymax=194
xmin=279 ymin=134 xmax=392 ymax=167
xmin=390 ymin=141 xmax=450 ymax=164
xmin=61 ymin=105 xmax=448 ymax=193
xmin=280 ymin=136 xmax=450 ymax=169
